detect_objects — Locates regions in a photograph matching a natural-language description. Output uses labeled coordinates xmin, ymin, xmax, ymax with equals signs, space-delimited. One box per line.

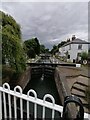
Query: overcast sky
xmin=1 ymin=2 xmax=88 ymax=49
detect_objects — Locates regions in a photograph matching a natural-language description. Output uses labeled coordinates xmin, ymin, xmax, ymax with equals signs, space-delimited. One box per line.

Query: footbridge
xmin=27 ymin=62 xmax=79 ymax=67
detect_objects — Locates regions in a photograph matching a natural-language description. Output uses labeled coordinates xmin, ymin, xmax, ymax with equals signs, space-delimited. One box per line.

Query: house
xmin=59 ymin=35 xmax=90 ymax=63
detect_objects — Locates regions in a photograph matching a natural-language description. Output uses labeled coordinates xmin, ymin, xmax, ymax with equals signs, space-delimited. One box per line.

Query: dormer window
xmin=78 ymin=44 xmax=82 ymax=50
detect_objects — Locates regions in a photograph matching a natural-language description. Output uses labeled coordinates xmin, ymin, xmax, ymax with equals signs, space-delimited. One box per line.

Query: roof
xmin=61 ymin=38 xmax=90 ymax=47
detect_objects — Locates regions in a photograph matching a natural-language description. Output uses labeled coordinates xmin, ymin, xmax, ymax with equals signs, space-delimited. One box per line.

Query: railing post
xmin=0 ymin=83 xmax=64 ymax=119
xmin=3 ymin=83 xmax=12 ymax=118
xmin=14 ymin=86 xmax=23 ymax=119
xmin=0 ymin=91 xmax=2 ymax=120
xmin=43 ymin=94 xmax=55 ymax=119
xmin=27 ymin=89 xmax=37 ymax=119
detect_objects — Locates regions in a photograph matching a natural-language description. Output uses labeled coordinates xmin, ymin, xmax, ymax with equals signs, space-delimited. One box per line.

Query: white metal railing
xmin=0 ymin=83 xmax=63 ymax=119
xmin=0 ymin=83 xmax=90 ymax=120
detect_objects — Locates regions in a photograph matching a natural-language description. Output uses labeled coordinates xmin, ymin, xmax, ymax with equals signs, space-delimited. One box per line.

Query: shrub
xmin=81 ymin=52 xmax=88 ymax=60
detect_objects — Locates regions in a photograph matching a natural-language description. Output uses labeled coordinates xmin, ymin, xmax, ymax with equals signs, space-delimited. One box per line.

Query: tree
xmin=51 ymin=40 xmax=67 ymax=55
xmin=45 ymin=48 xmax=50 ymax=53
xmin=24 ymin=37 xmax=40 ymax=58
xmin=27 ymin=48 xmax=35 ymax=58
xmin=51 ymin=45 xmax=58 ymax=55
xmin=58 ymin=41 xmax=67 ymax=48
xmin=81 ymin=51 xmax=88 ymax=60
xmin=34 ymin=37 xmax=40 ymax=55
xmin=1 ymin=11 xmax=26 ymax=73
xmin=40 ymin=44 xmax=46 ymax=53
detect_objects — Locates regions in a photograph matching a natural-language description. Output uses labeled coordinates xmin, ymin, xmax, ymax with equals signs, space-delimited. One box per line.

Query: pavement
xmin=58 ymin=66 xmax=90 ymax=113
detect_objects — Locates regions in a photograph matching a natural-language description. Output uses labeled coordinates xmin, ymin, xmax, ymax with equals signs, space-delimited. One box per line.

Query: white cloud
xmin=0 ymin=2 xmax=88 ymax=48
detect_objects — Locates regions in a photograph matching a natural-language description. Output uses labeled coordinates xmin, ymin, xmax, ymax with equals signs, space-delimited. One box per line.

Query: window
xmin=69 ymin=44 xmax=71 ymax=50
xmin=68 ymin=55 xmax=70 ymax=59
xmin=78 ymin=44 xmax=82 ymax=50
xmin=77 ymin=53 xmax=81 ymax=61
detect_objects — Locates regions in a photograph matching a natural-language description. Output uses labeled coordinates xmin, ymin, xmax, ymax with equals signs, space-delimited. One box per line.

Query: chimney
xmin=67 ymin=38 xmax=70 ymax=42
xmin=72 ymin=35 xmax=76 ymax=41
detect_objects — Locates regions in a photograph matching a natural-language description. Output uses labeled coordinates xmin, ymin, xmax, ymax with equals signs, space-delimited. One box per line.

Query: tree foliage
xmin=40 ymin=45 xmax=46 ymax=53
xmin=51 ymin=45 xmax=59 ymax=55
xmin=58 ymin=41 xmax=66 ymax=48
xmin=40 ymin=44 xmax=49 ymax=54
xmin=81 ymin=51 xmax=88 ymax=60
xmin=50 ymin=40 xmax=66 ymax=55
xmin=1 ymin=11 xmax=26 ymax=73
xmin=24 ymin=37 xmax=40 ymax=58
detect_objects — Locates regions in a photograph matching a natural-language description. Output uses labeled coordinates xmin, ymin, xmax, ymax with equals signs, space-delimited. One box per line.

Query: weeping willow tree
xmin=1 ymin=11 xmax=26 ymax=73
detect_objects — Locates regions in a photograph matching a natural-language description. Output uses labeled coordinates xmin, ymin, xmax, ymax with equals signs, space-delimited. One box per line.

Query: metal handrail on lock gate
xmin=63 ymin=95 xmax=84 ymax=120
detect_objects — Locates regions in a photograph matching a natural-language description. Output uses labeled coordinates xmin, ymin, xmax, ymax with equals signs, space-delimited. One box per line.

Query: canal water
xmin=23 ymin=59 xmax=61 ymax=118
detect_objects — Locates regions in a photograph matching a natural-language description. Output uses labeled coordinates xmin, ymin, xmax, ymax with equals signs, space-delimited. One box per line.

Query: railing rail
xmin=0 ymin=83 xmax=63 ymax=119
xmin=0 ymin=83 xmax=89 ymax=119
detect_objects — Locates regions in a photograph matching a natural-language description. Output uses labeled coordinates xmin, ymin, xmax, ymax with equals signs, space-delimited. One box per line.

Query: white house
xmin=59 ymin=36 xmax=90 ymax=63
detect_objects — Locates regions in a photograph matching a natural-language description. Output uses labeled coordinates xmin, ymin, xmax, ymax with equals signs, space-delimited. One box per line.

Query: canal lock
xmin=23 ymin=59 xmax=62 ymax=119
xmin=3 ymin=56 xmax=85 ymax=119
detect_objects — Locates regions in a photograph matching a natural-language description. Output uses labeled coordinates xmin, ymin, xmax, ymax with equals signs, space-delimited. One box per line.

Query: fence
xmin=0 ymin=83 xmax=63 ymax=119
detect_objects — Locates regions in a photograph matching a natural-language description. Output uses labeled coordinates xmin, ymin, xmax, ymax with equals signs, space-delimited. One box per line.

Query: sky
xmin=1 ymin=1 xmax=88 ymax=49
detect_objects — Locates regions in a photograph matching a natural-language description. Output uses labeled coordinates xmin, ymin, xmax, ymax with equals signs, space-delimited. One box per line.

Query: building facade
xmin=59 ymin=36 xmax=90 ymax=62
